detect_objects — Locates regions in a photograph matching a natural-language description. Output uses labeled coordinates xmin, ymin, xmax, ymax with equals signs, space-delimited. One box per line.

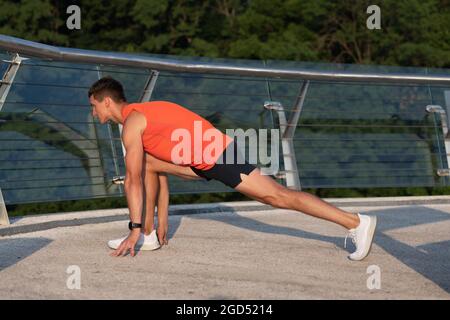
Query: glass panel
xmin=290 ymin=80 xmax=448 ymax=188
xmin=1 ymin=50 xmax=449 ymax=205
xmin=0 ymin=58 xmax=134 ymax=204
xmin=0 ymin=58 xmax=8 ymax=76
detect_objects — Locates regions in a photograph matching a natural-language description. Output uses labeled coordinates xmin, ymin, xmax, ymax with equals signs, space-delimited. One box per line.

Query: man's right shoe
xmin=345 ymin=213 xmax=377 ymax=261
xmin=108 ymin=229 xmax=161 ymax=251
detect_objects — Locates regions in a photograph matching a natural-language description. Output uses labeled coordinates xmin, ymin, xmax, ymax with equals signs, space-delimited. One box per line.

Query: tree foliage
xmin=0 ymin=0 xmax=448 ymax=67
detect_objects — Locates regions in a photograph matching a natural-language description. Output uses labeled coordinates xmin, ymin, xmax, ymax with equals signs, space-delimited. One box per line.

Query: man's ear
xmin=104 ymin=96 xmax=111 ymax=109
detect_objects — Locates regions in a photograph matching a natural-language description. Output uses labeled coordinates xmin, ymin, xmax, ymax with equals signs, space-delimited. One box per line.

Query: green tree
xmin=0 ymin=0 xmax=67 ymax=44
xmin=227 ymin=0 xmax=328 ymax=60
xmin=318 ymin=0 xmax=450 ymax=67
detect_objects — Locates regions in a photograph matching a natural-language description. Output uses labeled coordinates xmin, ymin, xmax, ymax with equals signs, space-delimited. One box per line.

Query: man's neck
xmin=116 ymin=102 xmax=129 ymax=124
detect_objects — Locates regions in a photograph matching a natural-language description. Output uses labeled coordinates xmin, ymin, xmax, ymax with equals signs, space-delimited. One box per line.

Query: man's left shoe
xmin=344 ymin=213 xmax=377 ymax=261
xmin=107 ymin=229 xmax=161 ymax=251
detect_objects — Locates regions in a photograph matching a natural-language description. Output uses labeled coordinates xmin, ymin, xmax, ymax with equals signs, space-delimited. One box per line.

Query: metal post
xmin=0 ymin=53 xmax=27 ymax=226
xmin=445 ymin=91 xmax=450 ymax=136
xmin=284 ymin=81 xmax=309 ymax=139
xmin=139 ymin=70 xmax=159 ymax=102
xmin=0 ymin=188 xmax=9 ymax=226
xmin=425 ymin=104 xmax=450 ymax=177
xmin=0 ymin=53 xmax=27 ymax=111
xmin=263 ymin=81 xmax=309 ymax=190
xmin=264 ymin=101 xmax=301 ymax=190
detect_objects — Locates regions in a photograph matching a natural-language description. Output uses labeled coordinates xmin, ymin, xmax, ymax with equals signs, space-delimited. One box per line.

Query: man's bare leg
xmin=142 ymin=167 xmax=158 ymax=235
xmin=143 ymin=153 xmax=201 ymax=235
xmin=145 ymin=153 xmax=199 ymax=179
xmin=156 ymin=173 xmax=169 ymax=245
xmin=143 ymin=155 xmax=170 ymax=243
xmin=235 ymin=169 xmax=360 ymax=230
xmin=145 ymin=154 xmax=359 ymax=229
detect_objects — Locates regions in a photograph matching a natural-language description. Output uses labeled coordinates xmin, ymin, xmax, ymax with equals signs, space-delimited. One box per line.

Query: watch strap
xmin=128 ymin=221 xmax=142 ymax=230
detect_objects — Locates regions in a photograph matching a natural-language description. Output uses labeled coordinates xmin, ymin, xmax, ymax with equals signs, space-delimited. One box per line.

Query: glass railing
xmin=1 ymin=37 xmax=449 ymax=207
xmin=291 ymin=81 xmax=445 ymax=188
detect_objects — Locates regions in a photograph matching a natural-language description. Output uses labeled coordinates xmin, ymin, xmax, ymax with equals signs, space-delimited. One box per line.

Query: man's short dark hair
xmin=88 ymin=76 xmax=127 ymax=103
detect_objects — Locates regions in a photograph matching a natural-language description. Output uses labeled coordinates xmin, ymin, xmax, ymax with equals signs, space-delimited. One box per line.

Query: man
xmin=89 ymin=76 xmax=377 ymax=261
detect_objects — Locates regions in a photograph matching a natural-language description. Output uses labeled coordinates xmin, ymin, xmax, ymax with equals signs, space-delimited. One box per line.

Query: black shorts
xmin=190 ymin=141 xmax=256 ymax=188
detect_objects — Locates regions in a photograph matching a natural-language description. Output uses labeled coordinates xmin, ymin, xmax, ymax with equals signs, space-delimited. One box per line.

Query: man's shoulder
xmin=124 ymin=109 xmax=147 ymax=133
xmin=130 ymin=100 xmax=175 ymax=107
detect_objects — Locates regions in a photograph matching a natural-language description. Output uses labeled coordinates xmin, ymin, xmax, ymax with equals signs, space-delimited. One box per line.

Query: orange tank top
xmin=121 ymin=101 xmax=232 ymax=170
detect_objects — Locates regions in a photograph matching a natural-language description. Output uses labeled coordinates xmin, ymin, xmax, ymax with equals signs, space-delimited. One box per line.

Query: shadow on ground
xmin=0 ymin=237 xmax=52 ymax=272
xmin=373 ymin=207 xmax=450 ymax=294
xmin=166 ymin=204 xmax=450 ymax=294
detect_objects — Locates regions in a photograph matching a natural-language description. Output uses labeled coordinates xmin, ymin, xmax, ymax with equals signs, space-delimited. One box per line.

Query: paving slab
xmin=0 ymin=198 xmax=449 ymax=299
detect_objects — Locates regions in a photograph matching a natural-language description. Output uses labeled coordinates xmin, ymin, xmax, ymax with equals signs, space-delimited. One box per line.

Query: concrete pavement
xmin=0 ymin=197 xmax=449 ymax=299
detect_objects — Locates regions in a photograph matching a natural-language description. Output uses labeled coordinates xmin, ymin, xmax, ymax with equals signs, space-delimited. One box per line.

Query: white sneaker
xmin=107 ymin=229 xmax=161 ymax=251
xmin=344 ymin=213 xmax=377 ymax=261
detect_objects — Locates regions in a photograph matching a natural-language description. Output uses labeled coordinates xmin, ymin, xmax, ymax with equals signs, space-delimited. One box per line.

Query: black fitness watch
xmin=128 ymin=221 xmax=142 ymax=230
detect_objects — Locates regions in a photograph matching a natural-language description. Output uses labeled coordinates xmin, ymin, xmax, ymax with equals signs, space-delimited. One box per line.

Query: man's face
xmin=89 ymin=95 xmax=109 ymax=124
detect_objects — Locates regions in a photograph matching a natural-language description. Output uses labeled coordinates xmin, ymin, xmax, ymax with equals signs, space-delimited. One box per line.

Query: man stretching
xmin=89 ymin=76 xmax=377 ymax=261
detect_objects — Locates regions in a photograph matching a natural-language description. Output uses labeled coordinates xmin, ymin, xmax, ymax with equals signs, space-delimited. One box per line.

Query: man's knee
xmin=145 ymin=153 xmax=158 ymax=167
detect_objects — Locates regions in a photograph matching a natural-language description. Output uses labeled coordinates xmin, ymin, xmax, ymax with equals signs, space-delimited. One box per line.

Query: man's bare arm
xmin=111 ymin=113 xmax=146 ymax=257
xmin=122 ymin=113 xmax=145 ymax=226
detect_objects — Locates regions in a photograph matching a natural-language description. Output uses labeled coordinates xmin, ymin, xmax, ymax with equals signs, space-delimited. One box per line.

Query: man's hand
xmin=110 ymin=229 xmax=141 ymax=257
xmin=157 ymin=224 xmax=169 ymax=246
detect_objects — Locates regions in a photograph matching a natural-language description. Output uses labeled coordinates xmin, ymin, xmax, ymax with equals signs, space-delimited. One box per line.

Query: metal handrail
xmin=1 ymin=34 xmax=450 ymax=85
